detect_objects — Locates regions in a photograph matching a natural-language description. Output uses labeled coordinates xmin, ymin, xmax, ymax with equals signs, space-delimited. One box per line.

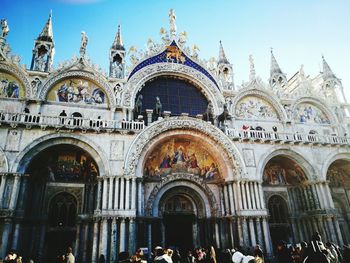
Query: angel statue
xmin=80 ymin=31 xmax=88 ymax=57
xmin=128 ymin=46 xmax=139 ymax=65
xmin=169 ymin=9 xmax=177 ymax=36
xmin=147 ymin=38 xmax=157 ymax=55
xmin=178 ymin=31 xmax=187 ymax=45
xmin=160 ymin=27 xmax=170 ymax=44
xmin=192 ymin=44 xmax=200 ymax=59
xmin=1 ymin=19 xmax=9 ymax=38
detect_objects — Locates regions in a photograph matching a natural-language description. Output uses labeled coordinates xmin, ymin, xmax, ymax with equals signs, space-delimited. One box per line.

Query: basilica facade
xmin=0 ymin=10 xmax=350 ymax=262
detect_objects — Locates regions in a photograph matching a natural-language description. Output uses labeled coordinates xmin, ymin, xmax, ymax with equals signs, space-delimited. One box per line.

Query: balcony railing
xmin=0 ymin=111 xmax=144 ymax=132
xmin=225 ymin=128 xmax=350 ymax=146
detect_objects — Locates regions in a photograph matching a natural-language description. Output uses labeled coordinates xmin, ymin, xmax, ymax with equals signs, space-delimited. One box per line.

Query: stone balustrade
xmin=0 ymin=111 xmax=144 ymax=131
xmin=225 ymin=128 xmax=350 ymax=146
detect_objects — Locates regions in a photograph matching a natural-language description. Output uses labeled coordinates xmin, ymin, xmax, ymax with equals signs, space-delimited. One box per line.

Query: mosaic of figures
xmin=0 ymin=72 xmax=24 ymax=99
xmin=264 ymin=162 xmax=308 ymax=186
xmin=235 ymin=96 xmax=279 ymax=120
xmin=327 ymin=167 xmax=350 ymax=188
xmin=47 ymin=78 xmax=107 ymax=105
xmin=294 ymin=103 xmax=330 ymax=124
xmin=144 ymin=137 xmax=222 ymax=183
xmin=31 ymin=147 xmax=99 ymax=182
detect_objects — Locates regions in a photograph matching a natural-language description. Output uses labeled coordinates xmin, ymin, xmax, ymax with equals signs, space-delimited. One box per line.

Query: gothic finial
xmin=218 ymin=40 xmax=229 ymax=64
xmin=0 ymin=18 xmax=10 ymax=38
xmin=38 ymin=11 xmax=53 ymax=42
xmin=112 ymin=24 xmax=124 ymax=50
xmin=322 ymin=55 xmax=336 ymax=80
xmin=79 ymin=31 xmax=88 ymax=58
xmin=169 ymin=9 xmax=177 ymax=37
xmin=270 ymin=48 xmax=283 ymax=76
xmin=249 ymin=55 xmax=256 ymax=80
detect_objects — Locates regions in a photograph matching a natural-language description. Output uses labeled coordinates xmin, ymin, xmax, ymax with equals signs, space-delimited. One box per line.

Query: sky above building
xmin=1 ymin=0 xmax=350 ymax=99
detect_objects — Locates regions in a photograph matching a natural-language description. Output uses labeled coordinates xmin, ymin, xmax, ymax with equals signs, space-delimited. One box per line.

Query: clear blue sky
xmin=1 ymin=0 xmax=350 ymax=99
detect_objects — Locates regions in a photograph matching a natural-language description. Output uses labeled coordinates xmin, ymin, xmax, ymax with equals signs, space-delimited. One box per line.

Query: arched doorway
xmin=47 ymin=192 xmax=77 ymax=259
xmin=268 ymin=195 xmax=290 ymax=249
xmin=22 ymin=144 xmax=99 ymax=261
xmin=163 ymin=194 xmax=195 ymax=249
xmin=327 ymin=159 xmax=350 ymax=244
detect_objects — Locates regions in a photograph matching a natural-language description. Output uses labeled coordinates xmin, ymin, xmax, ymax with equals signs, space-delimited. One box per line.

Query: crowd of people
xmin=2 ymin=233 xmax=350 ymax=263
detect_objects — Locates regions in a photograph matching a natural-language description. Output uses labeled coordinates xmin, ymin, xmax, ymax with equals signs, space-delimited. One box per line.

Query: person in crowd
xmin=275 ymin=240 xmax=293 ymax=263
xmin=66 ymin=247 xmax=75 ymax=263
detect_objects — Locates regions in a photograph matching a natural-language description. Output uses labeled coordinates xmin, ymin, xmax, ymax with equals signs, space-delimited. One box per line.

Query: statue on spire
xmin=1 ymin=19 xmax=9 ymax=38
xmin=169 ymin=9 xmax=177 ymax=36
xmin=80 ymin=31 xmax=88 ymax=58
xmin=249 ymin=55 xmax=256 ymax=80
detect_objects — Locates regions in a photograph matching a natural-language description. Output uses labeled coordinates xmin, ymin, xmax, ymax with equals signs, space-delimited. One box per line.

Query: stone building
xmin=0 ymin=10 xmax=350 ymax=262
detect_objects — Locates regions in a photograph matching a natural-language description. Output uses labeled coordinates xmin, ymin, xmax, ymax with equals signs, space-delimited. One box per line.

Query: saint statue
xmin=80 ymin=31 xmax=88 ymax=57
xmin=34 ymin=53 xmax=46 ymax=71
xmin=169 ymin=9 xmax=177 ymax=36
xmin=1 ymin=19 xmax=9 ymax=38
xmin=111 ymin=61 xmax=123 ymax=78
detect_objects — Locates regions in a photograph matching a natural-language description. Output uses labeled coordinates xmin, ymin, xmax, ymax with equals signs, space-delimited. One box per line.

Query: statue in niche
xmin=168 ymin=9 xmax=177 ymax=36
xmin=111 ymin=60 xmax=123 ymax=79
xmin=114 ymin=84 xmax=123 ymax=105
xmin=1 ymin=19 xmax=9 ymax=38
xmin=31 ymin=78 xmax=41 ymax=98
xmin=153 ymin=96 xmax=162 ymax=119
xmin=34 ymin=53 xmax=46 ymax=71
xmin=79 ymin=31 xmax=88 ymax=57
xmin=134 ymin=94 xmax=143 ymax=117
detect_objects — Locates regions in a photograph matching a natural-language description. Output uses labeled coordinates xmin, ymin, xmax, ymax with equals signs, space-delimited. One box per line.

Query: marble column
xmin=137 ymin=180 xmax=142 ymax=215
xmin=9 ymin=174 xmax=20 ymax=209
xmin=119 ymin=218 xmax=126 ymax=252
xmin=0 ymin=174 xmax=7 ymax=207
xmin=82 ymin=223 xmax=89 ymax=263
xmin=237 ymin=217 xmax=244 ymax=246
xmin=325 ymin=183 xmax=335 ymax=208
xmin=233 ymin=181 xmax=240 ymax=211
xmin=100 ymin=219 xmax=108 ymax=257
xmin=241 ymin=182 xmax=247 ymax=210
xmin=333 ymin=218 xmax=344 ymax=246
xmin=253 ymin=182 xmax=260 ymax=209
xmin=95 ymin=179 xmax=102 ymax=211
xmin=262 ymin=218 xmax=272 ymax=255
xmin=223 ymin=184 xmax=230 ymax=214
xmin=114 ymin=177 xmax=120 ymax=209
xmin=102 ymin=178 xmax=108 ymax=210
xmin=228 ymin=183 xmax=235 ymax=214
xmin=315 ymin=183 xmax=325 ymax=209
xmin=0 ymin=219 xmax=12 ymax=258
xmin=258 ymin=183 xmax=265 ymax=209
xmin=120 ymin=178 xmax=125 ymax=210
xmin=131 ymin=178 xmax=136 ymax=210
xmin=249 ymin=218 xmax=256 ymax=246
xmin=125 ymin=178 xmax=130 ymax=210
xmin=296 ymin=219 xmax=304 ymax=242
xmin=245 ymin=182 xmax=252 ymax=209
xmin=326 ymin=217 xmax=337 ymax=243
xmin=111 ymin=218 xmax=118 ymax=262
xmin=290 ymin=219 xmax=298 ymax=243
xmin=74 ymin=223 xmax=81 ymax=260
xmin=11 ymin=222 xmax=21 ymax=250
xmin=256 ymin=218 xmax=263 ymax=248
xmin=147 ymin=222 xmax=152 ymax=259
xmin=129 ymin=218 xmax=136 ymax=255
xmin=242 ymin=218 xmax=249 ymax=246
xmin=92 ymin=221 xmax=99 ymax=263
xmin=108 ymin=177 xmax=114 ymax=209
xmin=215 ymin=221 xmax=220 ymax=248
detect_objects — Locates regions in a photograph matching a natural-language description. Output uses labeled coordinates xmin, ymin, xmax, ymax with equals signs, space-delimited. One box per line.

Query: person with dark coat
xmin=275 ymin=240 xmax=293 ymax=263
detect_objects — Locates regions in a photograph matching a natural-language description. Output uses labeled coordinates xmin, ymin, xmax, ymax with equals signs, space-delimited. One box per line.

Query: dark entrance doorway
xmin=46 ymin=193 xmax=77 ymax=261
xmin=164 ymin=213 xmax=194 ymax=249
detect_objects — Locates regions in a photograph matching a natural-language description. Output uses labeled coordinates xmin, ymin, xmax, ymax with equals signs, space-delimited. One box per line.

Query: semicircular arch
xmin=291 ymin=97 xmax=336 ymax=124
xmin=0 ymin=63 xmax=31 ymax=98
xmin=39 ymin=70 xmax=115 ymax=108
xmin=12 ymin=133 xmax=109 ymax=177
xmin=123 ymin=63 xmax=224 ymax=115
xmin=232 ymin=88 xmax=287 ymax=122
xmin=124 ymin=117 xmax=246 ymax=180
xmin=322 ymin=152 xmax=350 ymax=182
xmin=257 ymin=147 xmax=317 ymax=182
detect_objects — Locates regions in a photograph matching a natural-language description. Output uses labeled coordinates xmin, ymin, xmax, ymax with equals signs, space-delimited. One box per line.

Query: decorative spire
xmin=249 ymin=55 xmax=256 ymax=80
xmin=169 ymin=9 xmax=177 ymax=37
xmin=322 ymin=55 xmax=336 ymax=80
xmin=270 ymin=48 xmax=283 ymax=76
xmin=38 ymin=10 xmax=53 ymax=42
xmin=218 ymin=41 xmax=229 ymax=64
xmin=112 ymin=24 xmax=124 ymax=50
